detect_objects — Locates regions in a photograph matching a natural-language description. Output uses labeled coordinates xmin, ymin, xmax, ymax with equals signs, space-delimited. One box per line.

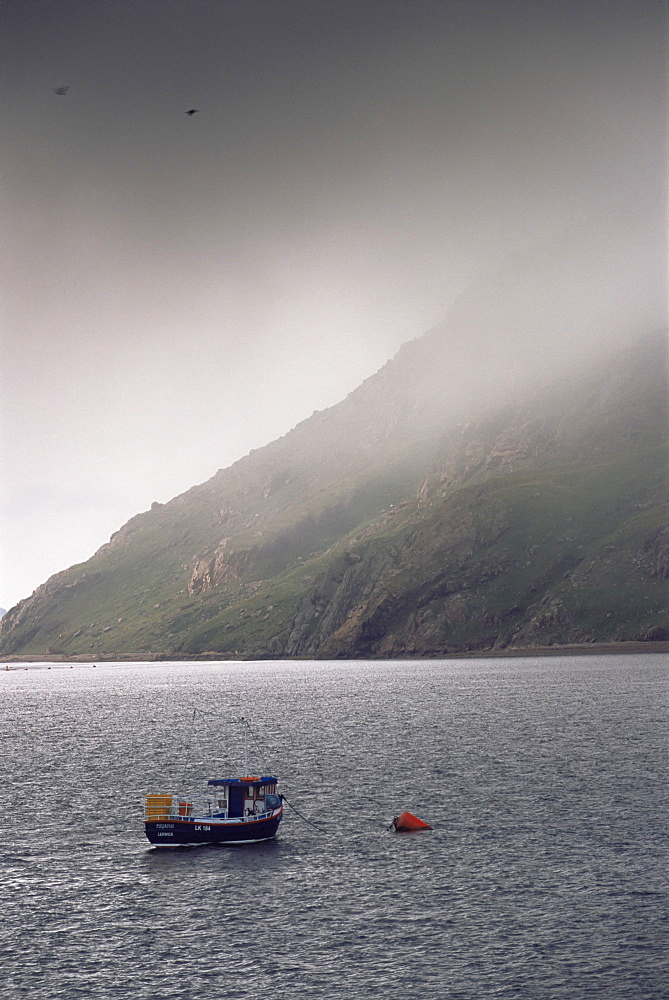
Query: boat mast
xmin=243 ymin=718 xmax=250 ymax=774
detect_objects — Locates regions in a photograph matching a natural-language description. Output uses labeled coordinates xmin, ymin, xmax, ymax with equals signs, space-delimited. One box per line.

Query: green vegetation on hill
xmin=1 ymin=330 xmax=666 ymax=660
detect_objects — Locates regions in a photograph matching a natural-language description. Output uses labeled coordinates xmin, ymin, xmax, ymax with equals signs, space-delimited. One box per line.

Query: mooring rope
xmin=281 ymin=794 xmax=328 ymax=833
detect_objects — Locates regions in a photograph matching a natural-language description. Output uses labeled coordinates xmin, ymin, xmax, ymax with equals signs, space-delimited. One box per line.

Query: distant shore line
xmin=3 ymin=641 xmax=668 ymax=665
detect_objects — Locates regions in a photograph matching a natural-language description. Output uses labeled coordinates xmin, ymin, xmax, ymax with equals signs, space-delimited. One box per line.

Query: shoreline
xmin=2 ymin=640 xmax=668 ymax=665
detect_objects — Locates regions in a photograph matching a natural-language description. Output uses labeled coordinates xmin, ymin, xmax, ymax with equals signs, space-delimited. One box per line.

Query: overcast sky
xmin=1 ymin=0 xmax=666 ymax=611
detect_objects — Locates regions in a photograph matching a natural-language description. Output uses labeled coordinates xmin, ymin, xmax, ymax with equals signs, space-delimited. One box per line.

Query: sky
xmin=1 ymin=0 xmax=666 ymax=611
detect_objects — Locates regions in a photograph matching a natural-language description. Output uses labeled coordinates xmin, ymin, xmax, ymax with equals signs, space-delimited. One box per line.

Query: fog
xmin=1 ymin=0 xmax=666 ymax=610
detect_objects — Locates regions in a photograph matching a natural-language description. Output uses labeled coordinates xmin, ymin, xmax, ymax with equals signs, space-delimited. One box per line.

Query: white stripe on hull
xmin=150 ymin=834 xmax=277 ymax=847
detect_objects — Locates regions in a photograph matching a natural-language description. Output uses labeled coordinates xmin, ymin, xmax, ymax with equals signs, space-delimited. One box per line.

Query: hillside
xmin=2 ymin=198 xmax=667 ymax=660
xmin=280 ymin=332 xmax=668 ymax=657
xmin=1 ymin=323 xmax=666 ymax=660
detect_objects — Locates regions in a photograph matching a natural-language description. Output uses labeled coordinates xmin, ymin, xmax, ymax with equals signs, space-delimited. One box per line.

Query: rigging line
xmin=248 ymin=726 xmax=270 ymax=775
xmin=197 ymin=707 xmax=236 ymax=759
xmin=179 ymin=708 xmax=232 ymax=786
xmin=281 ymin=795 xmax=328 ymax=834
xmin=193 ymin=707 xmax=225 ymax=740
xmin=178 ymin=708 xmax=198 ymax=788
xmin=197 ymin=710 xmax=249 ymax=771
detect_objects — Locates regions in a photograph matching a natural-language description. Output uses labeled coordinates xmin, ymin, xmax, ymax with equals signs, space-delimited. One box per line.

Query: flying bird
xmin=185 ymin=108 xmax=199 ymax=116
xmin=53 ymin=86 xmax=69 ymax=95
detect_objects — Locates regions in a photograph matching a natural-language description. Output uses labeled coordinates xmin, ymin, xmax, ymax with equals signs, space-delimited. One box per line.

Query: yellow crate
xmin=145 ymin=793 xmax=173 ymax=819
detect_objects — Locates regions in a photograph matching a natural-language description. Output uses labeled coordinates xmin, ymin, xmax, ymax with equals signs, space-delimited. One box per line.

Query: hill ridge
xmin=1 ymin=327 xmax=666 ymax=659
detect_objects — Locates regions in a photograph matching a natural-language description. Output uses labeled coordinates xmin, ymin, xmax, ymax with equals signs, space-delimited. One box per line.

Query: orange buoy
xmin=392 ymin=811 xmax=432 ymax=832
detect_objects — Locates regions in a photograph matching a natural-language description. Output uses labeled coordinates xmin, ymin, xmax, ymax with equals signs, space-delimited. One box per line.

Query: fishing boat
xmin=143 ymin=716 xmax=283 ymax=847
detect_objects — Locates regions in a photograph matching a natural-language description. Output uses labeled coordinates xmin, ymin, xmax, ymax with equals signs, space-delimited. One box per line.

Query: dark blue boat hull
xmin=145 ymin=809 xmax=283 ymax=847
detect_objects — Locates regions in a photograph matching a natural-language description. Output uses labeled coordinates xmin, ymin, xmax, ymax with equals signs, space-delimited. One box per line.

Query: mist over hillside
xmin=2 ymin=206 xmax=666 ymax=660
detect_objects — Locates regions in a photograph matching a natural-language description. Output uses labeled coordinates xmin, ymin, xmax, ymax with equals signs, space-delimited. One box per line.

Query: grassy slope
xmin=0 ymin=434 xmax=436 ymax=657
xmin=167 ymin=441 xmax=667 ymax=657
xmin=2 ymin=332 xmax=665 ymax=659
xmin=426 ymin=445 xmax=667 ymax=650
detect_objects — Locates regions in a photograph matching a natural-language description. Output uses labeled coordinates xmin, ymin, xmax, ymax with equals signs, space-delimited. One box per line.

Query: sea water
xmin=1 ymin=655 xmax=667 ymax=999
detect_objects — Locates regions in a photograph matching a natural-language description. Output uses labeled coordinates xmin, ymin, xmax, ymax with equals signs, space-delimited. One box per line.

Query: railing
xmin=145 ymin=794 xmax=279 ymax=822
xmin=145 ymin=795 xmax=210 ymax=821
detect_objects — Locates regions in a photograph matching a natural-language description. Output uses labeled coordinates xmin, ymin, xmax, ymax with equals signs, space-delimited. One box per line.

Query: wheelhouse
xmin=206 ymin=777 xmax=281 ymax=819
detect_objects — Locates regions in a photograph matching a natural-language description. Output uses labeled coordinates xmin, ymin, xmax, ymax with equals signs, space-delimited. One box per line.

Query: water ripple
xmin=1 ymin=655 xmax=667 ymax=999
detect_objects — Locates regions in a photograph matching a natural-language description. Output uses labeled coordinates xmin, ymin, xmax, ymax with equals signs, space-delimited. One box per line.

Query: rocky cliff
xmin=263 ymin=333 xmax=668 ymax=657
xmin=2 ymin=201 xmax=666 ymax=659
xmin=1 ymin=326 xmax=665 ymax=660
